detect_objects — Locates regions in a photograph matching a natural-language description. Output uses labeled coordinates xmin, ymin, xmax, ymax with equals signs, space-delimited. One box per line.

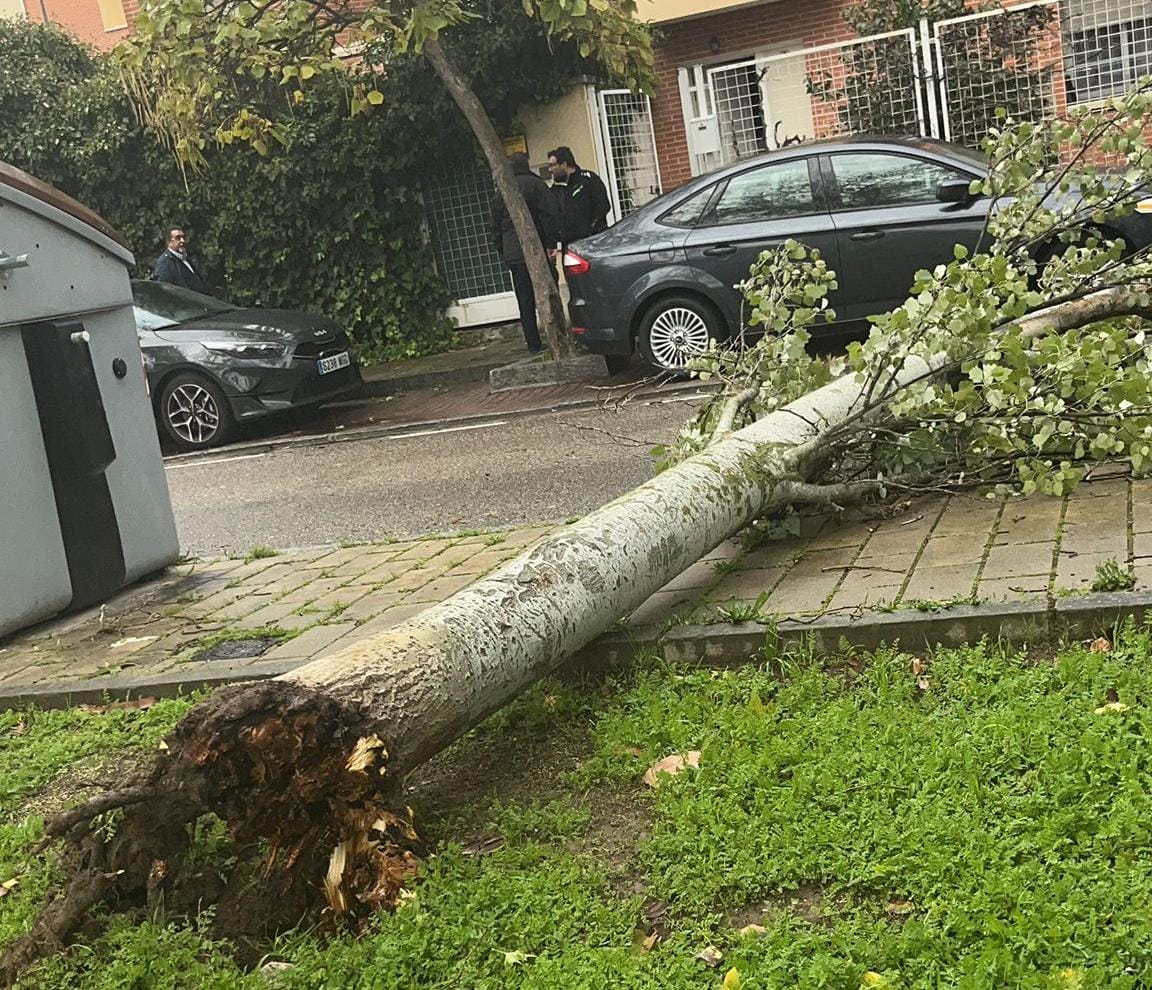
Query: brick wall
xmin=27 ymin=0 xmax=133 ymax=50
xmin=651 ymin=0 xmax=856 ymax=191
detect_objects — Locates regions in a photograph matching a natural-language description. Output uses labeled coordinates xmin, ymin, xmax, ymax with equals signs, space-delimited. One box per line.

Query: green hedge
xmin=0 ymin=14 xmax=586 ymax=363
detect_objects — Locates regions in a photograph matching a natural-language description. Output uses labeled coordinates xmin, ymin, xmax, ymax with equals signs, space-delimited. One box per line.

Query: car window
xmin=658 ymin=186 xmax=714 ymax=228
xmin=830 ymin=153 xmax=965 ymax=210
xmin=706 ymin=159 xmax=816 ymax=226
xmin=131 ymin=281 xmax=234 ymax=329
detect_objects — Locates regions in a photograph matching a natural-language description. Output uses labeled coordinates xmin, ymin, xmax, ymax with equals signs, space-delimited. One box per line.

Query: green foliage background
xmin=0 ymin=7 xmax=587 ymax=362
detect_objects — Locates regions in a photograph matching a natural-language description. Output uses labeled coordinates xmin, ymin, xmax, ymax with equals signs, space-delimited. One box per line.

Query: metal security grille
xmin=597 ymin=90 xmax=662 ymax=218
xmin=934 ymin=1 xmax=1063 ymax=147
xmin=1063 ymin=0 xmax=1152 ymax=105
xmin=680 ymin=0 xmax=1151 ymax=177
xmin=423 ymin=169 xmax=511 ymax=302
xmin=704 ymin=30 xmax=924 ymax=169
xmin=708 ymin=59 xmax=769 ymax=165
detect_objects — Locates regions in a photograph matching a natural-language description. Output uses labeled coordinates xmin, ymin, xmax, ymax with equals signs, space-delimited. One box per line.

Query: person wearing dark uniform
xmin=547 ymin=146 xmax=611 ymax=248
xmin=490 ymin=153 xmax=561 ymax=354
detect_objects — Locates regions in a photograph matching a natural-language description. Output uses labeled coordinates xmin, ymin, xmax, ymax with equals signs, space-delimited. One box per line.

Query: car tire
xmin=637 ymin=295 xmax=724 ymax=374
xmin=157 ymin=371 xmax=235 ymax=451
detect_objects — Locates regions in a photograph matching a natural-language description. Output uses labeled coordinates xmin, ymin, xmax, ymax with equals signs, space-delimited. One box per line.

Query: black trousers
xmin=508 ymin=263 xmax=543 ymax=353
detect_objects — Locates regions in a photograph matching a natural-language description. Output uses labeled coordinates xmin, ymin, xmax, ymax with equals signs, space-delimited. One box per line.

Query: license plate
xmin=317 ymin=351 xmax=351 ymax=375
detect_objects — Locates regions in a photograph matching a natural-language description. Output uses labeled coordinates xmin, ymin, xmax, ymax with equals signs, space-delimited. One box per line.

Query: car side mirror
xmin=936 ymin=178 xmax=978 ymax=205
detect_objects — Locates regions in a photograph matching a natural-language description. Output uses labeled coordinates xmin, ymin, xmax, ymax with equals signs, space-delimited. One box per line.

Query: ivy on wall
xmin=0 ymin=6 xmax=589 ymax=362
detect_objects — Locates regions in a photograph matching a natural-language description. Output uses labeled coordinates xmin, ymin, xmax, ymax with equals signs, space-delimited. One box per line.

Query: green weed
xmin=1090 ymin=557 xmax=1135 ymax=592
xmin=715 ymin=592 xmax=771 ymax=623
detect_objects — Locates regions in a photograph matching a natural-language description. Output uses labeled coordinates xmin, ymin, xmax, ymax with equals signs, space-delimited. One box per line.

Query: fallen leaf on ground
xmin=634 ymin=930 xmax=660 ymax=952
xmin=644 ymin=900 xmax=668 ymax=924
xmin=1095 ymin=701 xmax=1132 ymax=714
xmin=695 ymin=946 xmax=724 ymax=968
xmin=0 ymin=878 xmax=20 ymax=898
xmin=643 ymin=751 xmax=701 ymax=788
xmin=503 ymin=950 xmax=535 ymax=966
xmin=911 ymin=658 xmax=926 ymax=675
xmin=887 ymin=899 xmax=914 ymax=915
xmin=916 ymin=676 xmax=930 ymax=692
xmin=861 ymin=973 xmax=891 ymax=988
xmin=1090 ymin=637 xmax=1112 ymax=653
xmin=7 ymin=723 xmax=25 ymax=737
xmin=722 ymin=968 xmax=742 ymax=990
xmin=738 ymin=923 xmax=767 ymax=937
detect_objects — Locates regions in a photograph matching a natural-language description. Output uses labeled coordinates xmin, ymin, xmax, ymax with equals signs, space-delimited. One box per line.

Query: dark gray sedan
xmin=564 ymin=135 xmax=1152 ymax=372
xmin=133 ymin=281 xmax=362 ymax=450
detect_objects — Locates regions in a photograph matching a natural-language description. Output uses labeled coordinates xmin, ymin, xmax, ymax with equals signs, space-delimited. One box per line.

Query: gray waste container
xmin=0 ymin=161 xmax=180 ymax=639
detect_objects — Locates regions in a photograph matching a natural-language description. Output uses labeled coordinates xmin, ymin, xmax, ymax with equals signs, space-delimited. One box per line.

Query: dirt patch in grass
xmin=725 ymin=882 xmax=828 ymax=931
xmin=17 ymin=748 xmax=154 ymax=823
xmin=569 ymin=786 xmax=654 ymax=897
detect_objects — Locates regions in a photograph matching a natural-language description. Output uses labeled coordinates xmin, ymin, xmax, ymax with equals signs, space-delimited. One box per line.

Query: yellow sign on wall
xmin=503 ymin=135 xmax=529 ymax=156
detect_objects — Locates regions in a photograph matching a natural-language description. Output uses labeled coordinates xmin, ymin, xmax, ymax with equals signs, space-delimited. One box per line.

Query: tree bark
xmin=4 ymin=286 xmax=1149 ymax=985
xmin=423 ymin=38 xmax=573 ymax=358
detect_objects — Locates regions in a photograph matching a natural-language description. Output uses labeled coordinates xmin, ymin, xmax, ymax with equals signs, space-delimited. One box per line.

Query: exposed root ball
xmin=0 ymin=680 xmax=420 ymax=986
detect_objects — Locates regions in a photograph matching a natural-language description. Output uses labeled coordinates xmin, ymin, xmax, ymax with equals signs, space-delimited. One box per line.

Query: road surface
xmin=165 ymin=396 xmax=704 ymax=555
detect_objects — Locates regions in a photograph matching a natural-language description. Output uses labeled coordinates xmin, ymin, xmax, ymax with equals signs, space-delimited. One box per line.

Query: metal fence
xmin=423 ymin=169 xmax=511 ymax=303
xmin=597 ymin=90 xmax=663 ymax=218
xmin=679 ymin=0 xmax=1152 ymax=176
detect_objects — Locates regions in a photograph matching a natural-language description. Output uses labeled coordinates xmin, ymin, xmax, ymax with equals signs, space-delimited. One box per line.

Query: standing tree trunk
xmin=423 ymin=38 xmax=574 ymax=359
xmin=3 ymin=287 xmax=1147 ymax=985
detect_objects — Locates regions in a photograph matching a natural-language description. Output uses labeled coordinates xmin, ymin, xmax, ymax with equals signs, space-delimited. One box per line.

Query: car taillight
xmin=563 ymin=250 xmax=591 ymax=276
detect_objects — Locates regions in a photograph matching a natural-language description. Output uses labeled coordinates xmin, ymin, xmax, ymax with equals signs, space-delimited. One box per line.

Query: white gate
xmin=679 ymin=0 xmax=1150 ymax=173
xmin=597 ymin=90 xmax=663 ymax=219
xmin=933 ymin=0 xmax=1063 ymax=147
xmin=423 ymin=170 xmax=517 ymax=328
xmin=701 ymin=28 xmax=926 ymax=170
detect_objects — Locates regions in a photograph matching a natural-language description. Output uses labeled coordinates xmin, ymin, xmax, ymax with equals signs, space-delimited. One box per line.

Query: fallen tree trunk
xmin=3 ymin=286 xmax=1147 ymax=982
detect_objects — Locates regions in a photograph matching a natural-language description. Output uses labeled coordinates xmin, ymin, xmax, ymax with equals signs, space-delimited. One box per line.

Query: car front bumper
xmin=223 ymin=360 xmax=363 ymax=421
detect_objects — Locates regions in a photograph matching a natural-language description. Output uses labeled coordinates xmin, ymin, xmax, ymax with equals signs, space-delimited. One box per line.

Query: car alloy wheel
xmin=642 ymin=302 xmax=715 ymax=372
xmin=158 ymin=372 xmax=235 ymax=451
xmin=167 ymin=382 xmax=221 ymax=446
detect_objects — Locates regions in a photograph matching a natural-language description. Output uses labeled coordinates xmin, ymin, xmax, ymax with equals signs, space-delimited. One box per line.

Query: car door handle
xmin=849 ymin=230 xmax=885 ymax=241
xmin=702 ymin=244 xmax=737 ymax=257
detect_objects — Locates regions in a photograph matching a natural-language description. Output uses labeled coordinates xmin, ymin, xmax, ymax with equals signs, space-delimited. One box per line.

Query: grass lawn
xmin=3 ymin=628 xmax=1152 ymax=988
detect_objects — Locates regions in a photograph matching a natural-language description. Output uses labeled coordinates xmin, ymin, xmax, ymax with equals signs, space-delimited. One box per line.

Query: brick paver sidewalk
xmin=0 ymin=475 xmax=1145 ymax=702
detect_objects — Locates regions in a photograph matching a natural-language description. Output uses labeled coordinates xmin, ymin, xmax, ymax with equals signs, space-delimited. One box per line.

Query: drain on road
xmin=193 ymin=637 xmax=281 ymax=662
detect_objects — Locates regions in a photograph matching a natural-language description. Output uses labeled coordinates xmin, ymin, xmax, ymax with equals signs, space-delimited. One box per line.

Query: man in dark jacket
xmin=154 ymin=226 xmax=212 ymax=296
xmin=490 ymin=153 xmax=560 ymax=354
xmin=547 ymin=146 xmax=611 ymax=246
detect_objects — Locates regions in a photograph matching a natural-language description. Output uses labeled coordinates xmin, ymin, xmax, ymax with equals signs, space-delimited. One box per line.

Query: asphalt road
xmin=165 ymin=396 xmax=705 ymax=556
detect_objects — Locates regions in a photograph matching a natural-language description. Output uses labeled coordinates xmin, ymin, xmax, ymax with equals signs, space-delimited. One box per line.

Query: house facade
xmin=644 ymin=0 xmax=1152 ymax=191
xmin=2 ymin=0 xmax=139 ymax=50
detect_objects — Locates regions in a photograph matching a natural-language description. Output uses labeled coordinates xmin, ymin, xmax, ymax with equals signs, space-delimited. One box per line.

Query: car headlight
xmin=202 ymin=341 xmax=287 ymax=359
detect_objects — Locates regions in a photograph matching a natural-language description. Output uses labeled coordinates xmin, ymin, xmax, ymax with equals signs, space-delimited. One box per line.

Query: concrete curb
xmin=572 ymin=591 xmax=1152 ymax=671
xmin=489 ymin=353 xmax=608 ymax=392
xmin=162 ymin=381 xmax=714 ymax=466
xmin=361 ymin=359 xmax=505 ymax=398
xmin=6 ymin=591 xmax=1152 ymax=710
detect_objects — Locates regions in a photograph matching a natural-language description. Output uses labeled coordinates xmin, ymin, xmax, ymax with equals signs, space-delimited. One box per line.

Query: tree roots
xmin=0 ymin=680 xmax=422 ymax=986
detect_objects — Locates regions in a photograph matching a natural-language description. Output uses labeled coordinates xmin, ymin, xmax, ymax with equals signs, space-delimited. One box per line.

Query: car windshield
xmin=132 ymin=280 xmax=234 ymax=331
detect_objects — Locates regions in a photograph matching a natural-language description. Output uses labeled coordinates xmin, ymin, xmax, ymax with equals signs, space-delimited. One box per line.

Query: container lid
xmin=0 ymin=160 xmax=130 ymax=252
